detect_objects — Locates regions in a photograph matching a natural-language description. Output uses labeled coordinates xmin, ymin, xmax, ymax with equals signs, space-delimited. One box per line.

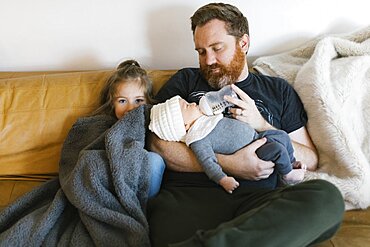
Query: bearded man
xmin=147 ymin=3 xmax=344 ymax=247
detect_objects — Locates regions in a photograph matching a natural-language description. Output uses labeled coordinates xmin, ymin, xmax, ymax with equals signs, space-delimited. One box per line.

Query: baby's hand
xmin=219 ymin=176 xmax=240 ymax=194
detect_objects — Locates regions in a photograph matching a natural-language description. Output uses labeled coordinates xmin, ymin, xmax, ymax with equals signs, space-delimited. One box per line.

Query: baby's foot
xmin=219 ymin=176 xmax=239 ymax=194
xmin=283 ymin=169 xmax=306 ymax=184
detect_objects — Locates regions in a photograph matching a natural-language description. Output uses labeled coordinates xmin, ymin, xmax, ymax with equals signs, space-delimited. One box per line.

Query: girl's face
xmin=113 ymin=80 xmax=146 ymax=119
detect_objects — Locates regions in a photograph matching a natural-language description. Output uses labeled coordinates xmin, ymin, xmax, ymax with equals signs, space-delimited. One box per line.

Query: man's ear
xmin=239 ymin=34 xmax=250 ymax=53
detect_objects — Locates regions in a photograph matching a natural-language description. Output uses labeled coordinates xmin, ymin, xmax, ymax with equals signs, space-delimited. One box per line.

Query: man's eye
xmin=197 ymin=50 xmax=205 ymax=56
xmin=214 ymin=47 xmax=222 ymax=52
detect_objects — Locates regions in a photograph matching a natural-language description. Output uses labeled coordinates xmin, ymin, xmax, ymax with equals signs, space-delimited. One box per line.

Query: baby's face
xmin=178 ymin=98 xmax=203 ymax=129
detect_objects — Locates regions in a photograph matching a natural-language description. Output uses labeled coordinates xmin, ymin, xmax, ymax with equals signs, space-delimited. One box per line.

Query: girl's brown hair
xmin=92 ymin=59 xmax=153 ymax=117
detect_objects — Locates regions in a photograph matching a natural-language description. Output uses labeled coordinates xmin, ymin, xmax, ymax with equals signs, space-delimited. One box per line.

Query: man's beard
xmin=200 ymin=45 xmax=246 ymax=89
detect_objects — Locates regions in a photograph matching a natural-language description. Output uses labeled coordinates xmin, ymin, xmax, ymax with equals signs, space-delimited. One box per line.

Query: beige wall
xmin=0 ymin=0 xmax=368 ymax=71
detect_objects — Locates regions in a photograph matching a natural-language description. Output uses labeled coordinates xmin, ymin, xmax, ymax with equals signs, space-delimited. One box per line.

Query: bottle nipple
xmin=199 ymin=85 xmax=238 ymax=116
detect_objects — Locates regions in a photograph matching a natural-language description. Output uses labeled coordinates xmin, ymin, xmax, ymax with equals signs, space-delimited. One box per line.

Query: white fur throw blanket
xmin=253 ymin=26 xmax=370 ymax=210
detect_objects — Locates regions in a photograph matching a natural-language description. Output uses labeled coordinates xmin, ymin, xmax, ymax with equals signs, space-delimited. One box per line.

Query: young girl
xmin=93 ymin=59 xmax=165 ymax=198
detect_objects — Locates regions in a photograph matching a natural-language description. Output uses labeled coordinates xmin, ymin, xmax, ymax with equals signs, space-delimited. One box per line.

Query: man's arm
xmin=148 ymin=132 xmax=274 ymax=180
xmin=147 ymin=132 xmax=202 ymax=172
xmin=216 ymin=126 xmax=319 ymax=180
xmin=216 ymin=138 xmax=275 ymax=180
xmin=226 ymin=84 xmax=319 ymax=171
xmin=288 ymin=126 xmax=318 ymax=170
xmin=229 ymin=107 xmax=318 ymax=172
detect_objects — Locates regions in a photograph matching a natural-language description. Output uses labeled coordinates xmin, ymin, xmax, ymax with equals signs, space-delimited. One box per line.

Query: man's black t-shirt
xmin=155 ymin=68 xmax=307 ymax=133
xmin=154 ymin=68 xmax=308 ymax=188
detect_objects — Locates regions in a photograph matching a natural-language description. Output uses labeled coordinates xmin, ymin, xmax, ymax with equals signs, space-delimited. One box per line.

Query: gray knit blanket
xmin=0 ymin=105 xmax=152 ymax=246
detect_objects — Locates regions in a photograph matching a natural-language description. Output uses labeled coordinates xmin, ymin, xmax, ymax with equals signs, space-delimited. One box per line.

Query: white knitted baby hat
xmin=149 ymin=95 xmax=186 ymax=142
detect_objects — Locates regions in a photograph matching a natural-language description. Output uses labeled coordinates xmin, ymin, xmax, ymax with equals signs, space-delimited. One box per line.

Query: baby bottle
xmin=199 ymin=85 xmax=238 ymax=115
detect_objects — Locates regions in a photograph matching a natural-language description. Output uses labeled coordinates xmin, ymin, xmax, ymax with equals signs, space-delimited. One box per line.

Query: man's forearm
xmin=148 ymin=133 xmax=203 ymax=172
xmin=259 ymin=123 xmax=319 ymax=170
xmin=288 ymin=126 xmax=319 ymax=171
xmin=292 ymin=141 xmax=318 ymax=171
xmin=216 ymin=153 xmax=240 ymax=177
xmin=216 ymin=138 xmax=275 ymax=180
xmin=257 ymin=121 xmax=319 ymax=170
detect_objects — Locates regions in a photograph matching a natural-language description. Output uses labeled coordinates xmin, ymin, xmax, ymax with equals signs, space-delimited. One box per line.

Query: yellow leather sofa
xmin=1 ymin=70 xmax=369 ymax=246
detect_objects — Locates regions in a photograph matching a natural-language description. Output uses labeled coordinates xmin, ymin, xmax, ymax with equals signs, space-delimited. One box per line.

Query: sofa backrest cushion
xmin=0 ymin=70 xmax=175 ymax=179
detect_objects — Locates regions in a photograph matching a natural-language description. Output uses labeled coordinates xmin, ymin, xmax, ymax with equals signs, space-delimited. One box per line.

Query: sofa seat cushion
xmin=0 ymin=180 xmax=44 ymax=211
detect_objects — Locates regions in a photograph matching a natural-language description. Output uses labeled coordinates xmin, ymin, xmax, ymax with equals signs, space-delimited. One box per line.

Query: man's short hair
xmin=190 ymin=3 xmax=249 ymax=39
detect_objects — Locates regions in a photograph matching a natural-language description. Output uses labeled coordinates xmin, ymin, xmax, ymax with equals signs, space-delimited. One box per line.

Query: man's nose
xmin=205 ymin=52 xmax=216 ymax=65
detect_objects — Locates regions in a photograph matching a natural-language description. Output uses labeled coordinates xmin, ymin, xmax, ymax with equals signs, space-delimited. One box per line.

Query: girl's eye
xmin=118 ymin=99 xmax=126 ymax=104
xmin=135 ymin=99 xmax=145 ymax=104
